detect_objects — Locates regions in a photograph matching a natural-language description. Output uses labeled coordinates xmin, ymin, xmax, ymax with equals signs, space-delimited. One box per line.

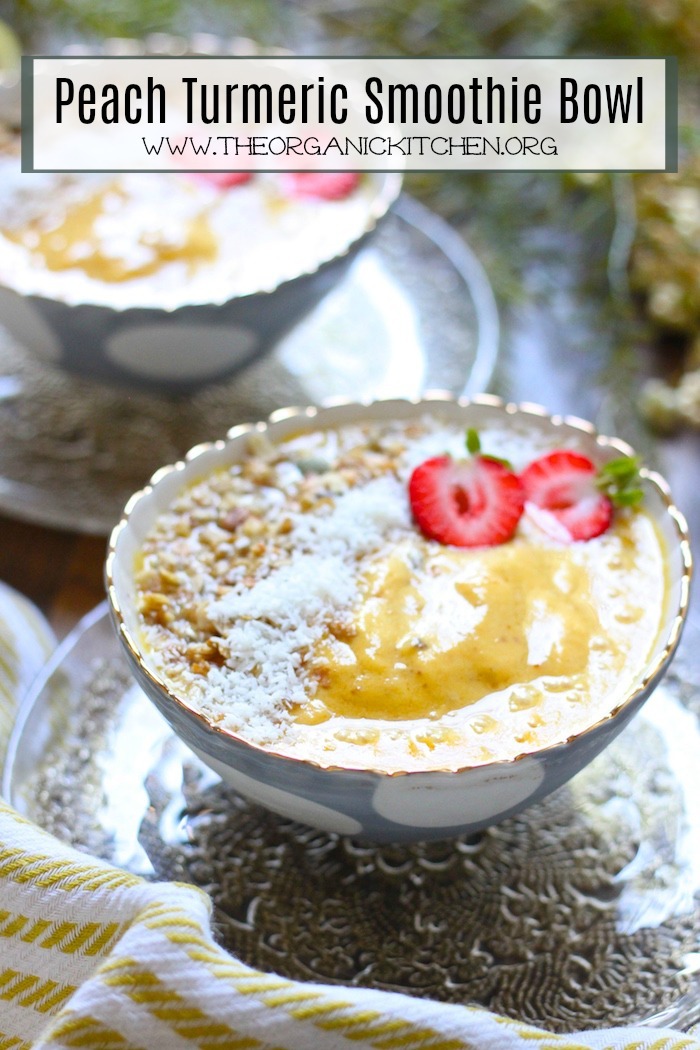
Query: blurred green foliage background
xmin=2 ymin=0 xmax=699 ymax=66
xmin=0 ymin=0 xmax=698 ymax=428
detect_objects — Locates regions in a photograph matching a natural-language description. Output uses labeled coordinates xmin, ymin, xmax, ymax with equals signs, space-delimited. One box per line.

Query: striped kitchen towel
xmin=0 ymin=591 xmax=698 ymax=1049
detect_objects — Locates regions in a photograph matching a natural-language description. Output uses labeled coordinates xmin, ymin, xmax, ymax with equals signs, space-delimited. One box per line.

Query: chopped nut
xmin=323 ymin=471 xmax=348 ymax=494
xmin=139 ymin=591 xmax=168 ymax=611
xmin=219 ymin=507 xmax=249 ymax=532
xmin=246 ymin=431 xmax=274 ymax=457
xmin=159 ymin=568 xmax=181 ymax=590
xmin=138 ymin=591 xmax=171 ymax=626
xmin=242 ymin=515 xmax=264 ymax=537
xmin=242 ymin=458 xmax=274 ymax=485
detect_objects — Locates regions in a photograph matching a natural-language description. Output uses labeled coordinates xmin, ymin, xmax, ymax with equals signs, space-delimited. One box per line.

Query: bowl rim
xmin=0 ymin=169 xmax=402 ymax=312
xmin=105 ymin=393 xmax=693 ymax=778
xmin=1 ymin=32 xmax=402 ymax=311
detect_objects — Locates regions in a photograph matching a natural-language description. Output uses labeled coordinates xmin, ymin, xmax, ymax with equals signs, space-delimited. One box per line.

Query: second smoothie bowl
xmin=0 ymin=156 xmax=400 ymax=391
xmin=106 ymin=396 xmax=691 ymax=842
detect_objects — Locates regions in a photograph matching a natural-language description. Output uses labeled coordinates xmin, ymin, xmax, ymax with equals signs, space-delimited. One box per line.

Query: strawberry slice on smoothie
xmin=280 ymin=172 xmax=361 ymax=200
xmin=520 ymin=450 xmax=643 ymax=542
xmin=408 ymin=430 xmax=525 ymax=547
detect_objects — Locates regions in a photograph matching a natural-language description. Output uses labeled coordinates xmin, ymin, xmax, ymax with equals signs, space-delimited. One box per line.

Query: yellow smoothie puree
xmin=3 ymin=180 xmax=218 ymax=285
xmin=289 ymin=513 xmax=665 ymax=770
xmin=135 ymin=417 xmax=667 ymax=775
xmin=310 ymin=542 xmax=603 ymax=722
xmin=0 ymin=170 xmax=376 ymax=307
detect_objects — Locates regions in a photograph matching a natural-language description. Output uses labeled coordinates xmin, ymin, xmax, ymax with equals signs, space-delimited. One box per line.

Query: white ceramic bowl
xmin=106 ymin=396 xmax=692 ymax=842
xmin=0 ymin=169 xmax=401 ymax=392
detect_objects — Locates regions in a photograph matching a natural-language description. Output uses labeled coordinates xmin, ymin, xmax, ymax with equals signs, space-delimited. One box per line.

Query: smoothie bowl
xmin=106 ymin=396 xmax=691 ymax=842
xmin=0 ymin=143 xmax=400 ymax=390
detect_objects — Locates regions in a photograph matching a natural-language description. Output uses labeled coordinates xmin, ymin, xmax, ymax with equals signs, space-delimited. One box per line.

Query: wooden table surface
xmin=0 ymin=512 xmax=106 ymax=639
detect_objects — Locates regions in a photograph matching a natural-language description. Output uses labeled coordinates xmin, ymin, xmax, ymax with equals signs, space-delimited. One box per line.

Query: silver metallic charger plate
xmin=5 ymin=603 xmax=700 ymax=1034
xmin=0 ymin=196 xmax=498 ymax=535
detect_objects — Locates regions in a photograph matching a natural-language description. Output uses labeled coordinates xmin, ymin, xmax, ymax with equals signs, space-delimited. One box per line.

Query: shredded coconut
xmin=0 ymin=164 xmax=381 ymax=307
xmin=193 ymin=475 xmax=409 ymax=739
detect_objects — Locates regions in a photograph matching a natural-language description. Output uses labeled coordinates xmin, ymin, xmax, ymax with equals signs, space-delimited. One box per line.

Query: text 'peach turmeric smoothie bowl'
xmin=107 ymin=398 xmax=691 ymax=842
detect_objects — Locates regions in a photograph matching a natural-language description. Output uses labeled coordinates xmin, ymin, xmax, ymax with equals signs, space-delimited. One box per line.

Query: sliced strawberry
xmin=280 ymin=172 xmax=360 ymax=201
xmin=189 ymin=171 xmax=252 ymax=189
xmin=520 ymin=450 xmax=613 ymax=542
xmin=409 ymin=455 xmax=525 ymax=548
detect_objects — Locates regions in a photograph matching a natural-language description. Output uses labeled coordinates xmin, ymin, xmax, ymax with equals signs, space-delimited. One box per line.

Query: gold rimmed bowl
xmin=0 ymin=33 xmax=401 ymax=391
xmin=0 ymin=170 xmax=400 ymax=392
xmin=106 ymin=396 xmax=692 ymax=842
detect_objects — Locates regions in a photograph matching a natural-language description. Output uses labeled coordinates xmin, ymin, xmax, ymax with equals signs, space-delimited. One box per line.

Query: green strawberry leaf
xmin=483 ymin=454 xmax=514 ymax=470
xmin=465 ymin=428 xmax=513 ymax=470
xmin=465 ymin=428 xmax=481 ymax=455
xmin=596 ymin=456 xmax=644 ymax=508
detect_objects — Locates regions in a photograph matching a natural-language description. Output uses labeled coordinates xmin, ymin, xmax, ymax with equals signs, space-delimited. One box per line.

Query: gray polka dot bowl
xmin=106 ymin=396 xmax=692 ymax=843
xmin=0 ymin=171 xmax=400 ymax=393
